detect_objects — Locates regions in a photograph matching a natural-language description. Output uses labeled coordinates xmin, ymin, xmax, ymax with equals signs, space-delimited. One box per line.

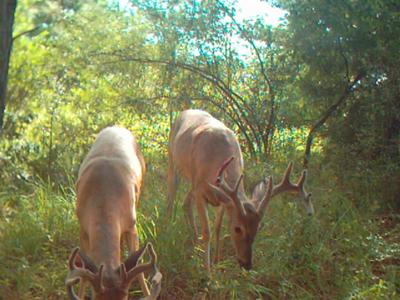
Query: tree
xmin=101 ymin=0 xmax=298 ymax=159
xmin=272 ymin=0 xmax=400 ymax=206
xmin=0 ymin=0 xmax=17 ymax=132
xmin=271 ymin=0 xmax=400 ymax=166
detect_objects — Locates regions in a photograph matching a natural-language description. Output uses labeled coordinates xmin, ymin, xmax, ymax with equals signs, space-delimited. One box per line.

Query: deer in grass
xmin=167 ymin=109 xmax=313 ymax=271
xmin=66 ymin=126 xmax=162 ymax=300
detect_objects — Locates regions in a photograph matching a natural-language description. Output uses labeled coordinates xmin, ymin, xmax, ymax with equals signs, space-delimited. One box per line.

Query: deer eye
xmin=234 ymin=226 xmax=243 ymax=235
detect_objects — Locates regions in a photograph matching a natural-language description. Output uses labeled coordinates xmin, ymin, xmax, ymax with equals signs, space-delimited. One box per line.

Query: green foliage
xmin=272 ymin=0 xmax=400 ymax=208
xmin=0 ymin=181 xmax=78 ymax=299
xmin=0 ymin=0 xmax=399 ymax=299
xmin=1 ymin=162 xmax=399 ymax=299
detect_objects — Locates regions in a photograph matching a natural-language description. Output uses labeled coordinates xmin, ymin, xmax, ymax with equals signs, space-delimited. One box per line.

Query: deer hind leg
xmin=183 ymin=190 xmax=198 ymax=243
xmin=125 ymin=226 xmax=150 ymax=296
xmin=214 ymin=206 xmax=225 ymax=264
xmin=167 ymin=156 xmax=180 ymax=218
xmin=195 ymin=192 xmax=211 ymax=272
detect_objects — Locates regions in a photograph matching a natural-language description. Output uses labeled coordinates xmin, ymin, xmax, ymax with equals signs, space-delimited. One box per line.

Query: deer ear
xmin=251 ymin=179 xmax=267 ymax=205
xmin=208 ymin=183 xmax=232 ymax=205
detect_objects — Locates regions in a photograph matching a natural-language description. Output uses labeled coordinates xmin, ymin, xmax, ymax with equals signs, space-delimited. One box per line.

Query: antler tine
xmin=140 ymin=271 xmax=163 ymax=300
xmin=297 ymin=170 xmax=312 ymax=201
xmin=257 ymin=176 xmax=273 ymax=216
xmin=216 ymin=157 xmax=236 ymax=196
xmin=96 ymin=264 xmax=105 ymax=292
xmin=216 ymin=158 xmax=243 ymax=197
xmin=210 ymin=157 xmax=247 ymax=217
xmin=68 ymin=247 xmax=80 ymax=270
xmin=216 ymin=156 xmax=234 ymax=184
xmin=282 ymin=162 xmax=293 ymax=184
xmin=147 ymin=243 xmax=158 ymax=271
xmin=297 ymin=169 xmax=307 ymax=187
xmin=218 ymin=172 xmax=234 ymax=194
xmin=217 ymin=173 xmax=246 ymax=217
xmin=66 ymin=248 xmax=97 ymax=300
xmin=272 ymin=162 xmax=303 ymax=196
xmin=139 ymin=244 xmax=162 ymax=300
xmin=234 ymin=174 xmax=244 ymax=194
xmin=66 ymin=247 xmax=95 ymax=285
xmin=66 ymin=269 xmax=93 ymax=286
xmin=65 ymin=248 xmax=105 ymax=297
xmin=124 ymin=243 xmax=157 ymax=287
xmin=66 ymin=281 xmax=80 ymax=300
xmin=119 ymin=262 xmax=128 ymax=283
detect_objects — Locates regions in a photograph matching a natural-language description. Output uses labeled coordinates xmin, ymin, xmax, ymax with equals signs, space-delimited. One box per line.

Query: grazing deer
xmin=167 ymin=109 xmax=313 ymax=270
xmin=66 ymin=126 xmax=161 ymax=299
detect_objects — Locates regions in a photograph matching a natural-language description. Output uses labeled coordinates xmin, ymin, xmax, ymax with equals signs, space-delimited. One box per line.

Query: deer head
xmin=65 ymin=243 xmax=161 ymax=300
xmin=208 ymin=157 xmax=273 ymax=270
xmin=209 ymin=158 xmax=312 ymax=269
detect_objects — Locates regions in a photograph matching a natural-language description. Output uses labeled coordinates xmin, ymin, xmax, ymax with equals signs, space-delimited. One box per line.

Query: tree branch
xmin=12 ymin=25 xmax=42 ymax=41
xmin=303 ymin=72 xmax=365 ymax=168
xmin=217 ymin=0 xmax=276 ymax=158
xmin=97 ymin=52 xmax=260 ymax=156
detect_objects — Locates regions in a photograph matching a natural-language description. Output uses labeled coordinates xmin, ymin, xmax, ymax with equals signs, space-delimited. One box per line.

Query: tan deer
xmin=167 ymin=109 xmax=313 ymax=270
xmin=65 ymin=126 xmax=162 ymax=300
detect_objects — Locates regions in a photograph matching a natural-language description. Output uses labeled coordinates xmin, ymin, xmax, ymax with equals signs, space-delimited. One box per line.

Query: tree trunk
xmin=0 ymin=0 xmax=17 ymax=132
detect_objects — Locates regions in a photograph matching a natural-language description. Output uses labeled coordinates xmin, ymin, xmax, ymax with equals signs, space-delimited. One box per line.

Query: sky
xmin=117 ymin=0 xmax=287 ymax=26
xmin=115 ymin=0 xmax=287 ymax=57
xmin=234 ymin=0 xmax=287 ymax=25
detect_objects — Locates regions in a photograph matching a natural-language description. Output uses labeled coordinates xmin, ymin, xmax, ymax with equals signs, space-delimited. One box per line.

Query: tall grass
xmin=0 ymin=159 xmax=399 ymax=299
xmin=0 ymin=180 xmax=78 ymax=299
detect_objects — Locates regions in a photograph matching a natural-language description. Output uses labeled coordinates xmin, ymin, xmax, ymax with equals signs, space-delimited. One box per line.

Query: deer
xmin=65 ymin=126 xmax=162 ymax=300
xmin=167 ymin=109 xmax=313 ymax=271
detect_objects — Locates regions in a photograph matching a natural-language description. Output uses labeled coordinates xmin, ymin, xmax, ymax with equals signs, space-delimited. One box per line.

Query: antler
xmin=120 ymin=242 xmax=159 ymax=290
xmin=208 ymin=157 xmax=246 ymax=218
xmin=140 ymin=270 xmax=162 ymax=300
xmin=256 ymin=176 xmax=273 ymax=217
xmin=272 ymin=162 xmax=311 ymax=199
xmin=215 ymin=156 xmax=234 ymax=184
xmin=66 ymin=247 xmax=105 ymax=299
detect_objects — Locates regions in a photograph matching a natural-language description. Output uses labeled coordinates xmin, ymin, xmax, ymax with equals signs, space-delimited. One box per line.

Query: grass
xmin=0 ymin=159 xmax=399 ymax=299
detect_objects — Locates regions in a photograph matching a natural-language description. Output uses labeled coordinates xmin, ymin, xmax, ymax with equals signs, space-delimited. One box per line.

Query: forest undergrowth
xmin=0 ymin=155 xmax=399 ymax=299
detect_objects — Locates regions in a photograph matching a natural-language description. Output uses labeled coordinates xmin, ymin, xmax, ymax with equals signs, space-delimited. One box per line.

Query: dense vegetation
xmin=0 ymin=0 xmax=399 ymax=299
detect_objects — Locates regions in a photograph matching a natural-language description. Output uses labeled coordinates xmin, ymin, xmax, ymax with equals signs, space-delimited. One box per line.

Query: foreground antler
xmin=66 ymin=247 xmax=104 ymax=300
xmin=143 ymin=271 xmax=162 ymax=300
xmin=140 ymin=245 xmax=162 ymax=300
xmin=209 ymin=157 xmax=247 ymax=218
xmin=120 ymin=243 xmax=158 ymax=290
xmin=211 ymin=156 xmax=274 ymax=218
xmin=66 ymin=243 xmax=162 ymax=300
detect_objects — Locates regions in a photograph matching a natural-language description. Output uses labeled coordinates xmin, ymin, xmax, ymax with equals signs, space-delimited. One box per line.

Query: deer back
xmin=67 ymin=126 xmax=154 ymax=299
xmin=76 ymin=127 xmax=145 ymax=255
xmin=169 ymin=109 xmax=244 ymax=200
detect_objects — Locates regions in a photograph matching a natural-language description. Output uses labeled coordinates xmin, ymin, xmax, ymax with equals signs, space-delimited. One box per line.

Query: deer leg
xmin=195 ymin=193 xmax=211 ymax=272
xmin=167 ymin=157 xmax=179 ymax=218
xmin=214 ymin=206 xmax=225 ymax=264
xmin=125 ymin=226 xmax=150 ymax=296
xmin=78 ymin=231 xmax=90 ymax=299
xmin=183 ymin=190 xmax=198 ymax=242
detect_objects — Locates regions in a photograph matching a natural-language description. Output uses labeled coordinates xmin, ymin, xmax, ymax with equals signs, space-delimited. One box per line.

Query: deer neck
xmin=89 ymin=223 xmax=121 ymax=271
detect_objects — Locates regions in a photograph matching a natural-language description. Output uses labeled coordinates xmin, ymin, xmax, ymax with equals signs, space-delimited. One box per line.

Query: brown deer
xmin=66 ymin=126 xmax=162 ymax=299
xmin=167 ymin=109 xmax=313 ymax=270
